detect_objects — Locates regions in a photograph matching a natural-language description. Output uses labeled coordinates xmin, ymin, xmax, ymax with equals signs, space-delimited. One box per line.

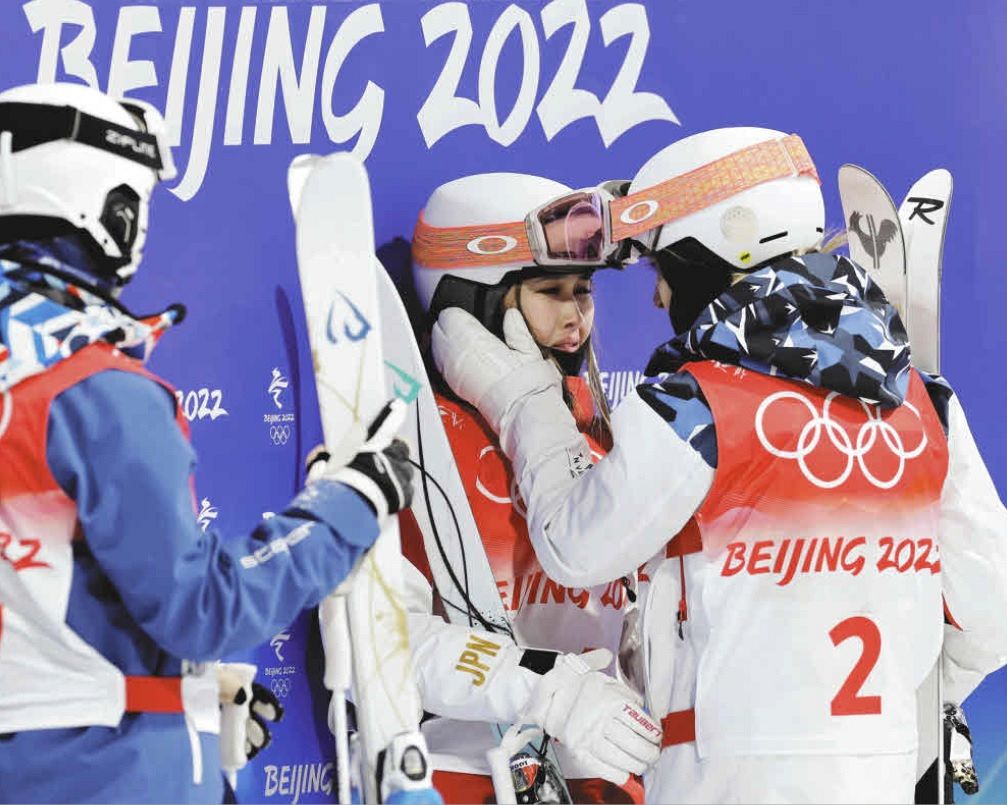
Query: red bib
xmin=664 ymin=362 xmax=949 ymax=757
xmin=402 ymin=378 xmax=629 ymax=655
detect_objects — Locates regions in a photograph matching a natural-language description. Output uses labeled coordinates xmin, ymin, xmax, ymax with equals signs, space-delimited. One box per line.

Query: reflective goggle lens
xmin=536 ymin=191 xmax=606 ymax=263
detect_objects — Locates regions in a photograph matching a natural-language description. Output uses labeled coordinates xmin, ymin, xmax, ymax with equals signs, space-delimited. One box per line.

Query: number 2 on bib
xmin=829 ymin=616 xmax=882 ymax=716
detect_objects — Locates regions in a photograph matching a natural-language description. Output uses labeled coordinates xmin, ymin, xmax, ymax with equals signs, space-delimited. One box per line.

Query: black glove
xmin=306 ymin=400 xmax=414 ymax=520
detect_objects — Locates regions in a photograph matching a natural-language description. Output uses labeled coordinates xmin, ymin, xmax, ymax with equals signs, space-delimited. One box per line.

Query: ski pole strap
xmin=660 ymin=709 xmax=696 ymax=748
xmin=125 ymin=675 xmax=185 ymax=713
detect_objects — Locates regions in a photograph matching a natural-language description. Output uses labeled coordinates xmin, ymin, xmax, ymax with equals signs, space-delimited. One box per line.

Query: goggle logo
xmin=755 ymin=390 xmax=926 ymax=490
xmin=466 ymin=235 xmax=518 ymax=256
xmin=619 ymin=199 xmax=659 ymax=226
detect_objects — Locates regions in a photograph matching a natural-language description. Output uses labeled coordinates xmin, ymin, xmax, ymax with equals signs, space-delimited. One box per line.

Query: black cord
xmin=409 ymin=402 xmax=512 ymax=637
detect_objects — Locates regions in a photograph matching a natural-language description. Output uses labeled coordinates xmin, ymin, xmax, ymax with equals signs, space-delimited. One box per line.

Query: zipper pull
xmin=676 ymin=555 xmax=688 ymax=640
xmin=677 ymin=598 xmax=688 ymax=640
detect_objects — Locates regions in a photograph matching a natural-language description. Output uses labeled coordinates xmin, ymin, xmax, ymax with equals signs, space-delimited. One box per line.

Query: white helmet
xmin=412 ymin=172 xmax=577 ymax=315
xmin=0 ymin=82 xmax=176 ymax=284
xmin=627 ymin=127 xmax=824 ymax=270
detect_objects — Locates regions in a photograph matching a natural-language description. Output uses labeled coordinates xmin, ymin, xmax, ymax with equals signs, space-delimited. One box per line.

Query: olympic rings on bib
xmin=755 ymin=390 xmax=927 ymax=490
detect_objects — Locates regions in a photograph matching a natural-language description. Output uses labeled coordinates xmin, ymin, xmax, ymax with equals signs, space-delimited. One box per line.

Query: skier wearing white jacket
xmin=431 ymin=127 xmax=1007 ymax=803
xmin=398 ymin=173 xmax=660 ymax=803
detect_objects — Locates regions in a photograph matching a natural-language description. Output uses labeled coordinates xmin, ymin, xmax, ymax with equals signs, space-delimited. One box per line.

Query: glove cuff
xmin=330 ymin=467 xmax=388 ymax=521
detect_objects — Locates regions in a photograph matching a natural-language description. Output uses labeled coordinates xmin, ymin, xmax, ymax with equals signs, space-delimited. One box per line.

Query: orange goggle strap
xmin=412 ymin=212 xmax=534 ymax=270
xmin=412 ymin=135 xmax=818 ymax=269
xmin=610 ymin=134 xmax=820 ymax=243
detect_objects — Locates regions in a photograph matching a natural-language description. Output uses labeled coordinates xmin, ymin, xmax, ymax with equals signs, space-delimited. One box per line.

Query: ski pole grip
xmin=366 ymin=398 xmax=407 ymax=445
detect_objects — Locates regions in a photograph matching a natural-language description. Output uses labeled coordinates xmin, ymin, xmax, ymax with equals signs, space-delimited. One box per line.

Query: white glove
xmin=434 ymin=307 xmax=595 ymax=551
xmin=431 ymin=307 xmax=561 ymax=432
xmin=521 ymin=649 xmax=662 ymax=785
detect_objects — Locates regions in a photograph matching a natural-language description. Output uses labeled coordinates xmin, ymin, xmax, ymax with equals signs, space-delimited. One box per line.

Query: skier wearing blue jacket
xmin=0 ymin=82 xmax=413 ymax=803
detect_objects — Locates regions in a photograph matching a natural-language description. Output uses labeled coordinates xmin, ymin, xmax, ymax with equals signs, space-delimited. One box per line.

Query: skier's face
xmin=506 ymin=273 xmax=595 ymax=353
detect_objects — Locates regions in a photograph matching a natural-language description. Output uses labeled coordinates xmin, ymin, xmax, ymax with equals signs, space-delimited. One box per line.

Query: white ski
xmin=838 ymin=163 xmax=908 ymax=319
xmin=900 ymin=170 xmax=953 ymax=376
xmin=376 ymin=268 xmax=511 ymax=636
xmin=375 ymin=262 xmax=573 ymax=804
xmin=839 ymin=165 xmax=954 ymax=804
xmin=901 ymin=169 xmax=953 ymax=805
xmin=289 ymin=152 xmax=440 ymax=805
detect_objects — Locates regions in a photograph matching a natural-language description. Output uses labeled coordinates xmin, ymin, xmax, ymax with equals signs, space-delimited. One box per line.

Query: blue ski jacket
xmin=0 ymin=254 xmax=377 ymax=803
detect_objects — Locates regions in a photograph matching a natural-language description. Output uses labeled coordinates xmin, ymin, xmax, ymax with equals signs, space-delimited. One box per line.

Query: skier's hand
xmin=945 ymin=703 xmax=979 ymax=795
xmin=521 ymin=649 xmax=662 ymax=785
xmin=218 ymin=664 xmax=284 ymax=765
xmin=306 ymin=399 xmax=415 ymax=520
xmin=432 ymin=307 xmax=561 ymax=433
xmin=242 ymin=682 xmax=283 ymax=760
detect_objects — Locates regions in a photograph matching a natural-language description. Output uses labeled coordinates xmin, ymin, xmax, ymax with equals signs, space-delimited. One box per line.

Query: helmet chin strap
xmin=0 ymin=222 xmax=128 ymax=291
xmin=1 ymin=248 xmax=185 ymax=326
xmin=549 ymin=344 xmax=588 ymax=376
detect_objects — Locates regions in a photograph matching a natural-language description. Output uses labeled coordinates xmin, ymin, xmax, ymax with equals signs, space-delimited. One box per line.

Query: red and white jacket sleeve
xmin=505 ymin=388 xmax=714 ymax=588
xmin=938 ymin=394 xmax=1007 ymax=704
xmin=398 ymin=518 xmax=550 ymax=724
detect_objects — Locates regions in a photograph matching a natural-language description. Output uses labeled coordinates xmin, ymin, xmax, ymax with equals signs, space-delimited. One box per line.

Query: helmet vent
xmin=720 ymin=205 xmax=757 ymax=244
xmin=99 ymin=184 xmax=140 ymax=256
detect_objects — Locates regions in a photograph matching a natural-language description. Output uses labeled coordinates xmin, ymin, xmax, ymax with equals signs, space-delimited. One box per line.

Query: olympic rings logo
xmin=754 ymin=390 xmax=927 ymax=490
xmin=270 ymin=425 xmax=291 ymax=446
xmin=271 ymin=677 xmax=291 ymax=698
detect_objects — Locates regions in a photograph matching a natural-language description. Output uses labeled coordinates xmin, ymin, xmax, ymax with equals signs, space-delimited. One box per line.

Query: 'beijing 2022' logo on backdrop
xmin=755 ymin=390 xmax=926 ymax=490
xmin=264 ymin=368 xmax=295 ymax=446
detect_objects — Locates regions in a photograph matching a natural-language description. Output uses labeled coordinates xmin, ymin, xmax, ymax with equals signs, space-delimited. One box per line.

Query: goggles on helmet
xmin=609 ymin=133 xmax=819 ymax=254
xmin=412 ymin=179 xmax=631 ymax=272
xmin=524 ymin=179 xmax=631 ymax=267
xmin=413 ymin=135 xmax=818 ymax=272
xmin=0 ymin=98 xmax=177 ymax=181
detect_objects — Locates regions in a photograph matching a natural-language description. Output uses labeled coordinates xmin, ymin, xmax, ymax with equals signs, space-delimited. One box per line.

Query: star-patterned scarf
xmin=0 ymin=246 xmax=180 ymax=393
xmin=645 ymin=252 xmax=911 ymax=407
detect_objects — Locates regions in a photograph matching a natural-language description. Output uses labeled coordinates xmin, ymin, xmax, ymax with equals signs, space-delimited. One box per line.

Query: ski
xmin=900 ymin=169 xmax=953 ymax=376
xmin=839 ymin=165 xmax=954 ymax=804
xmin=838 ymin=163 xmax=908 ymax=319
xmin=375 ymin=261 xmax=573 ymax=804
xmin=289 ymin=152 xmax=440 ymax=805
xmin=901 ymin=169 xmax=953 ymax=805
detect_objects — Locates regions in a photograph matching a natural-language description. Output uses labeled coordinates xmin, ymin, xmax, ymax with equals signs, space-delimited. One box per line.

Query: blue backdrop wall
xmin=2 ymin=1 xmax=1005 ymax=801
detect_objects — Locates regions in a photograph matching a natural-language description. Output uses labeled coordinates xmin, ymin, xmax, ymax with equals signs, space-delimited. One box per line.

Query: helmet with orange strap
xmin=625 ymin=127 xmax=824 ymax=331
xmin=412 ymin=172 xmax=626 ymax=343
